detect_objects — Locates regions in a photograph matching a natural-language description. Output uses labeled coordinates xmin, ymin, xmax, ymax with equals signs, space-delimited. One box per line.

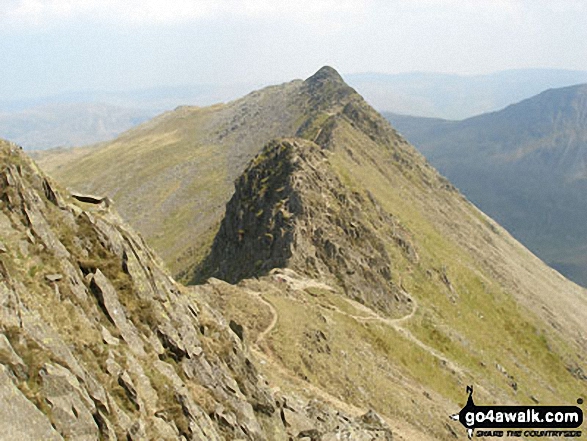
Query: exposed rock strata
xmin=197 ymin=138 xmax=413 ymax=316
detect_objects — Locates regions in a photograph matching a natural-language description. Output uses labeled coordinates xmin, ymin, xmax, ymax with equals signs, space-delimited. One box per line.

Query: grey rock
xmin=23 ymin=204 xmax=70 ymax=259
xmin=105 ymin=353 xmax=122 ymax=377
xmin=41 ymin=363 xmax=99 ymax=441
xmin=90 ymin=269 xmax=146 ymax=357
xmin=93 ymin=410 xmax=117 ymax=440
xmin=127 ymin=419 xmax=147 ymax=441
xmin=0 ymin=333 xmax=27 ymax=380
xmin=282 ymin=407 xmax=315 ymax=433
xmin=0 ymin=281 xmax=22 ymax=329
xmin=45 ymin=273 xmax=63 ymax=282
xmin=125 ymin=353 xmax=159 ymax=415
xmin=22 ymin=311 xmax=87 ymax=380
xmin=60 ymin=260 xmax=89 ymax=302
xmin=0 ymin=365 xmax=63 ymax=441
xmin=118 ymin=370 xmax=140 ymax=410
xmin=101 ymin=326 xmax=119 ymax=346
xmin=359 ymin=409 xmax=388 ymax=428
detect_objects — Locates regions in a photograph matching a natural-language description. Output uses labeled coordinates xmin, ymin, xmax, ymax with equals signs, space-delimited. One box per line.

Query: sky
xmin=1 ymin=0 xmax=587 ymax=100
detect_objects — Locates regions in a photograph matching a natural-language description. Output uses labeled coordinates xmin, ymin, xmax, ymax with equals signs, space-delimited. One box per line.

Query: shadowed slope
xmin=385 ymin=84 xmax=587 ymax=286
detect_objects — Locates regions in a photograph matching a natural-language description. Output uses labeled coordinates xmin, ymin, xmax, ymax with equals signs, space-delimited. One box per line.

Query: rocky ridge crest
xmin=196 ymin=137 xmax=417 ymax=317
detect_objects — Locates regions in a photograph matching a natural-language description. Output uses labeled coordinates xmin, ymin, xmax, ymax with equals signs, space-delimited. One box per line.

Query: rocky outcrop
xmin=1 ymin=140 xmax=259 ymax=439
xmin=0 ymin=140 xmax=392 ymax=439
xmin=196 ymin=138 xmax=414 ymax=316
xmin=71 ymin=193 xmax=111 ymax=207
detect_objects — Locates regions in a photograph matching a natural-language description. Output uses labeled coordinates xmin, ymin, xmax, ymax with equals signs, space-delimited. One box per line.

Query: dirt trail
xmin=242 ymin=282 xmax=441 ymax=441
xmin=254 ymin=271 xmax=466 ymax=376
xmin=253 ymin=291 xmax=278 ymax=345
xmin=273 ymin=270 xmax=468 ymax=379
xmin=332 ymin=295 xmax=465 ymax=376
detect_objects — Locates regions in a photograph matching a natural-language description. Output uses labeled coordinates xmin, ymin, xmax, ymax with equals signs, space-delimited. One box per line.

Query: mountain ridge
xmin=33 ymin=68 xmax=587 ymax=440
xmin=195 ymin=137 xmax=413 ymax=317
xmin=34 ymin=67 xmax=371 ymax=281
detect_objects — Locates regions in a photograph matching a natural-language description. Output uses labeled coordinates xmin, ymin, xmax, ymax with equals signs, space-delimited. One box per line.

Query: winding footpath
xmin=241 ymin=275 xmax=454 ymax=441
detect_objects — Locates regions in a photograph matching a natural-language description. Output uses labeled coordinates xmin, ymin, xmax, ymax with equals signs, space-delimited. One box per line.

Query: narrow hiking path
xmin=252 ymin=290 xmax=278 ymax=345
xmin=331 ymin=295 xmax=466 ymax=376
xmin=242 ymin=283 xmax=442 ymax=441
xmin=248 ymin=273 xmax=466 ymax=377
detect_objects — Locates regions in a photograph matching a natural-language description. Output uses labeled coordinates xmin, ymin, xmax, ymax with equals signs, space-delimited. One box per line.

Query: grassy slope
xmin=330 ymin=116 xmax=586 ymax=390
xmin=200 ymin=94 xmax=587 ymax=439
xmin=203 ymin=124 xmax=587 ymax=437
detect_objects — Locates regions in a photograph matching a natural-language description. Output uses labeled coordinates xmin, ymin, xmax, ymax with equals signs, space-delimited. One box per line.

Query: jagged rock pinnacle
xmin=301 ymin=66 xmax=356 ymax=113
xmin=305 ymin=66 xmax=345 ymax=85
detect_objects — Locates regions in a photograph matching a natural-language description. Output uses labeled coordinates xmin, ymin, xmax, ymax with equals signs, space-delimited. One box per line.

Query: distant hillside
xmin=0 ymin=103 xmax=155 ymax=150
xmin=0 ymin=83 xmax=262 ymax=150
xmin=385 ymin=83 xmax=587 ymax=286
xmin=347 ymin=68 xmax=587 ymax=119
xmin=0 ymin=83 xmax=260 ymax=114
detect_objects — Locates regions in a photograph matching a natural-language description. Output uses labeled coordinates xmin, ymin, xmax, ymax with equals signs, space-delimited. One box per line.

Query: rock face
xmin=197 ymin=138 xmax=413 ymax=316
xmin=0 ymin=140 xmax=391 ymax=440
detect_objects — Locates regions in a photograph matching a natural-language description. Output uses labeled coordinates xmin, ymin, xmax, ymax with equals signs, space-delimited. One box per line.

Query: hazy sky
xmin=1 ymin=0 xmax=586 ymax=100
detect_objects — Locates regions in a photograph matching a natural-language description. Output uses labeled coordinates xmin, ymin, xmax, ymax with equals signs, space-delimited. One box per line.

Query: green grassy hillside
xmin=194 ymin=76 xmax=587 ymax=439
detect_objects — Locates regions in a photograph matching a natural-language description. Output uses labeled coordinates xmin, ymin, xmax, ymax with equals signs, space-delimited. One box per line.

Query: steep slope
xmin=37 ymin=67 xmax=358 ymax=281
xmin=0 ymin=140 xmax=393 ymax=440
xmin=191 ymin=75 xmax=587 ymax=439
xmin=385 ymin=84 xmax=587 ymax=286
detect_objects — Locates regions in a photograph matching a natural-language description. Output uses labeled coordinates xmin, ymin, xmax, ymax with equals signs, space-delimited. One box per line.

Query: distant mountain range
xmin=4 ymin=68 xmax=587 ymax=150
xmin=347 ymin=68 xmax=587 ymax=119
xmin=386 ymin=83 xmax=587 ymax=287
xmin=0 ymin=83 xmax=261 ymax=114
xmin=0 ymin=83 xmax=260 ymax=150
xmin=0 ymin=103 xmax=156 ymax=150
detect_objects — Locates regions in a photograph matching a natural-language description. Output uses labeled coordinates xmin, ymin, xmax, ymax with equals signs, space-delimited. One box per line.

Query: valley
xmin=386 ymin=84 xmax=587 ymax=287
